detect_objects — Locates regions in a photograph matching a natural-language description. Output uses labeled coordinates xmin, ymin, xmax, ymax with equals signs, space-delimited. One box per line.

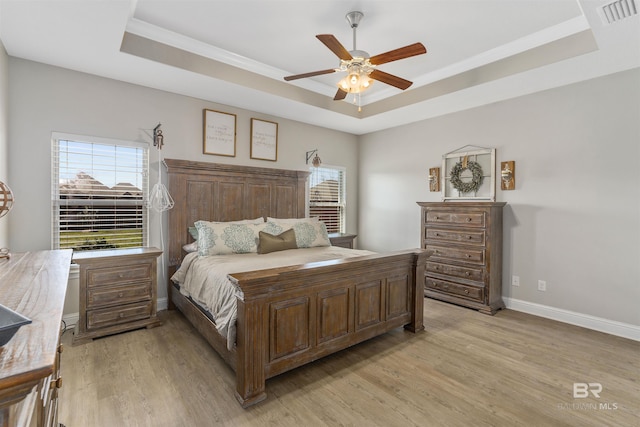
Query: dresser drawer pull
xmin=464 ymin=289 xmax=469 ymax=294
xmin=50 ymin=377 xmax=63 ymax=389
xmin=466 ymin=254 xmax=472 ymax=258
xmin=118 ymin=292 xmax=124 ymax=298
xmin=435 ymin=233 xmax=440 ymax=236
xmin=466 ymin=217 xmax=472 ymax=222
xmin=467 ymin=235 xmax=473 ymax=240
xmin=465 ymin=271 xmax=471 ymax=276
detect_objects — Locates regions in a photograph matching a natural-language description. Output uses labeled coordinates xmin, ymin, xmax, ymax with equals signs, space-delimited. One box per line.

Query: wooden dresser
xmin=0 ymin=250 xmax=72 ymax=427
xmin=417 ymin=202 xmax=506 ymax=314
xmin=72 ymin=247 xmax=162 ymax=345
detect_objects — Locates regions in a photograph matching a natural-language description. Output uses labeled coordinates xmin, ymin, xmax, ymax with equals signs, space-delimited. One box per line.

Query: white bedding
xmin=171 ymin=246 xmax=375 ymax=350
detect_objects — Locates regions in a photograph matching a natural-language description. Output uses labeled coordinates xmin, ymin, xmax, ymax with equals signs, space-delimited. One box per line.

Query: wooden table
xmin=0 ymin=250 xmax=72 ymax=427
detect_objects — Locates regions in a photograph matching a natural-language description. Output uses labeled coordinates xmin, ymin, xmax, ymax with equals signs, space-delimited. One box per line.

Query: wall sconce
xmin=153 ymin=123 xmax=164 ymax=149
xmin=428 ymin=167 xmax=441 ymax=192
xmin=501 ymin=161 xmax=515 ymax=190
xmin=306 ymin=149 xmax=322 ymax=167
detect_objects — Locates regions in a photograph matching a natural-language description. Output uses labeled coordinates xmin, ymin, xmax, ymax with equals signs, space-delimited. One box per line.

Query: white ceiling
xmin=1 ymin=0 xmax=638 ymax=134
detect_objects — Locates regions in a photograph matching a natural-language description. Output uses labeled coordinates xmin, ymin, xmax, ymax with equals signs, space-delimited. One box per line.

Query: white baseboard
xmin=504 ymin=297 xmax=639 ymax=342
xmin=63 ymin=297 xmax=169 ymax=330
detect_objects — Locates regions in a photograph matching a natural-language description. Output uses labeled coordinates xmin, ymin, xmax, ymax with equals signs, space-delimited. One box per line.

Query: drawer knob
xmin=435 ymin=216 xmax=440 ymax=220
xmin=466 ymin=254 xmax=472 ymax=258
xmin=465 ymin=271 xmax=470 ymax=276
xmin=466 ymin=217 xmax=472 ymax=222
xmin=433 ymin=283 xmax=438 ymax=287
xmin=58 ymin=344 xmax=64 ymax=354
xmin=435 ymin=233 xmax=440 ymax=237
xmin=468 ymin=235 xmax=473 ymax=240
xmin=118 ymin=292 xmax=124 ymax=298
xmin=464 ymin=289 xmax=469 ymax=294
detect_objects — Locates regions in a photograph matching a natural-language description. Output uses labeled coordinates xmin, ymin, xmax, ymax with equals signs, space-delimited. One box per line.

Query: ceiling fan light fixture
xmin=337 ymin=72 xmax=373 ymax=94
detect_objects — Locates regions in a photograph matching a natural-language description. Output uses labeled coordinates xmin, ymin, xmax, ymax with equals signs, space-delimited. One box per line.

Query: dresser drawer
xmin=427 ymin=245 xmax=485 ymax=265
xmin=425 ymin=276 xmax=484 ymax=302
xmin=425 ymin=210 xmax=486 ymax=228
xmin=87 ymin=264 xmax=152 ymax=287
xmin=87 ymin=301 xmax=152 ymax=330
xmin=427 ymin=262 xmax=484 ymax=282
xmin=425 ymin=228 xmax=485 ymax=246
xmin=87 ymin=281 xmax=151 ymax=309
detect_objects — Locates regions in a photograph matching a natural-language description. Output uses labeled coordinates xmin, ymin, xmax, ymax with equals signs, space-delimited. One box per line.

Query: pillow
xmin=195 ymin=221 xmax=268 ymax=256
xmin=257 ymin=229 xmax=298 ymax=254
xmin=182 ymin=241 xmax=198 ymax=253
xmin=267 ymin=216 xmax=318 ymax=224
xmin=188 ymin=217 xmax=264 ymax=241
xmin=264 ymin=219 xmax=331 ymax=249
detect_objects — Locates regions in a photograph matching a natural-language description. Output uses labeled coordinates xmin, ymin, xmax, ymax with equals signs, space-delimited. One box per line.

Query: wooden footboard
xmin=228 ymin=249 xmax=428 ymax=407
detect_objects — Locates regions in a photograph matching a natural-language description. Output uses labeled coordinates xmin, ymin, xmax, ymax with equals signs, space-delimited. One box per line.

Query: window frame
xmin=307 ymin=164 xmax=346 ymax=234
xmin=51 ymin=132 xmax=149 ymax=251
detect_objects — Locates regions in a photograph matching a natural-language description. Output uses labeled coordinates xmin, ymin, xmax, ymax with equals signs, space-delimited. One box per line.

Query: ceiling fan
xmin=283 ymin=11 xmax=427 ymax=103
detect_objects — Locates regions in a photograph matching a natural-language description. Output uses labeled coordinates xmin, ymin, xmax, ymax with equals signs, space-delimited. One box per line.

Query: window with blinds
xmin=308 ymin=166 xmax=345 ymax=233
xmin=51 ymin=134 xmax=149 ymax=251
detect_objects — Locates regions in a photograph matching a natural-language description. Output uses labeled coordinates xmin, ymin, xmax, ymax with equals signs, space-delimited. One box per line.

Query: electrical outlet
xmin=512 ymin=275 xmax=520 ymax=287
xmin=538 ymin=280 xmax=547 ymax=291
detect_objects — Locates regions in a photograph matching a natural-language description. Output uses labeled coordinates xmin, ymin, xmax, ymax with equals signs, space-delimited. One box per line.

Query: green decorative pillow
xmin=195 ymin=221 xmax=268 ymax=256
xmin=189 ymin=218 xmax=265 ymax=242
xmin=257 ymin=229 xmax=298 ymax=254
xmin=264 ymin=219 xmax=331 ymax=248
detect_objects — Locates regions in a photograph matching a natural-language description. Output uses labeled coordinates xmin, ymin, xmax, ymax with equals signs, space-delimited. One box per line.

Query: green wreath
xmin=450 ymin=160 xmax=483 ymax=193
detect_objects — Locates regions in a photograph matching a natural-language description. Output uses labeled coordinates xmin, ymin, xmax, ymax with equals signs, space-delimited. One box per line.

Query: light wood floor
xmin=59 ymin=299 xmax=639 ymax=427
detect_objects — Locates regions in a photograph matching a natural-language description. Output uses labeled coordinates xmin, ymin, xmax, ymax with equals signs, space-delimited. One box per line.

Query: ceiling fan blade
xmin=316 ymin=34 xmax=353 ymax=61
xmin=369 ymin=69 xmax=413 ymax=90
xmin=333 ymin=88 xmax=348 ymax=101
xmin=369 ymin=42 xmax=427 ymax=65
xmin=284 ymin=69 xmax=336 ymax=81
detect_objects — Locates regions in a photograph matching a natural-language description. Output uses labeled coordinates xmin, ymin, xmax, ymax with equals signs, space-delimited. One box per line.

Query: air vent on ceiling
xmin=599 ymin=0 xmax=638 ymax=24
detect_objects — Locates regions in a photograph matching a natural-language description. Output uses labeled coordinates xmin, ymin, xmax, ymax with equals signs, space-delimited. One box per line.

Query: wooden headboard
xmin=164 ymin=159 xmax=309 ymax=268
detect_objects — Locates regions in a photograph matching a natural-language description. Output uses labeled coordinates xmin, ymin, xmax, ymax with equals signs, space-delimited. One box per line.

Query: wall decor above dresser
xmin=417 ymin=201 xmax=506 ymax=315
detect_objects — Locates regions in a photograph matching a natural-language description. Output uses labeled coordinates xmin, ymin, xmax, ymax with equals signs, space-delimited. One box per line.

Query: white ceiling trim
xmin=125 ymin=17 xmax=334 ymax=98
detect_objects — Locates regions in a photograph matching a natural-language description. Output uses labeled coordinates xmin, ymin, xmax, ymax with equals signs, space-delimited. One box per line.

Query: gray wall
xmin=7 ymin=58 xmax=359 ymax=305
xmin=359 ymin=68 xmax=640 ymax=327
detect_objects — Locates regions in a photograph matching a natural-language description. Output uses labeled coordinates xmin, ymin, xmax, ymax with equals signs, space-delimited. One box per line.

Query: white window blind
xmin=309 ymin=166 xmax=345 ymax=233
xmin=51 ymin=134 xmax=149 ymax=251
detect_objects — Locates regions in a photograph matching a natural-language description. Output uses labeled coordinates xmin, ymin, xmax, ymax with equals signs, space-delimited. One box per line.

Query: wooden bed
xmin=165 ymin=158 xmax=428 ymax=407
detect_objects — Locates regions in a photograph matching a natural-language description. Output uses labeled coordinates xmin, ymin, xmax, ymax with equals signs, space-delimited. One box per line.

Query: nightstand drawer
xmin=87 ymin=281 xmax=151 ymax=309
xmin=425 ymin=277 xmax=484 ymax=302
xmin=87 ymin=264 xmax=152 ymax=287
xmin=87 ymin=301 xmax=152 ymax=330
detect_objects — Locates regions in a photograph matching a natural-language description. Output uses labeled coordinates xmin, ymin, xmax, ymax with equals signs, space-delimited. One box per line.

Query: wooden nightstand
xmin=72 ymin=247 xmax=163 ymax=344
xmin=328 ymin=233 xmax=357 ymax=249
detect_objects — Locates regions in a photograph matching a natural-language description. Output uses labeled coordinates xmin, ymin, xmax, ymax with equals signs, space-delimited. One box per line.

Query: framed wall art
xmin=203 ymin=109 xmax=236 ymax=157
xmin=442 ymin=145 xmax=496 ymax=201
xmin=250 ymin=118 xmax=278 ymax=161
